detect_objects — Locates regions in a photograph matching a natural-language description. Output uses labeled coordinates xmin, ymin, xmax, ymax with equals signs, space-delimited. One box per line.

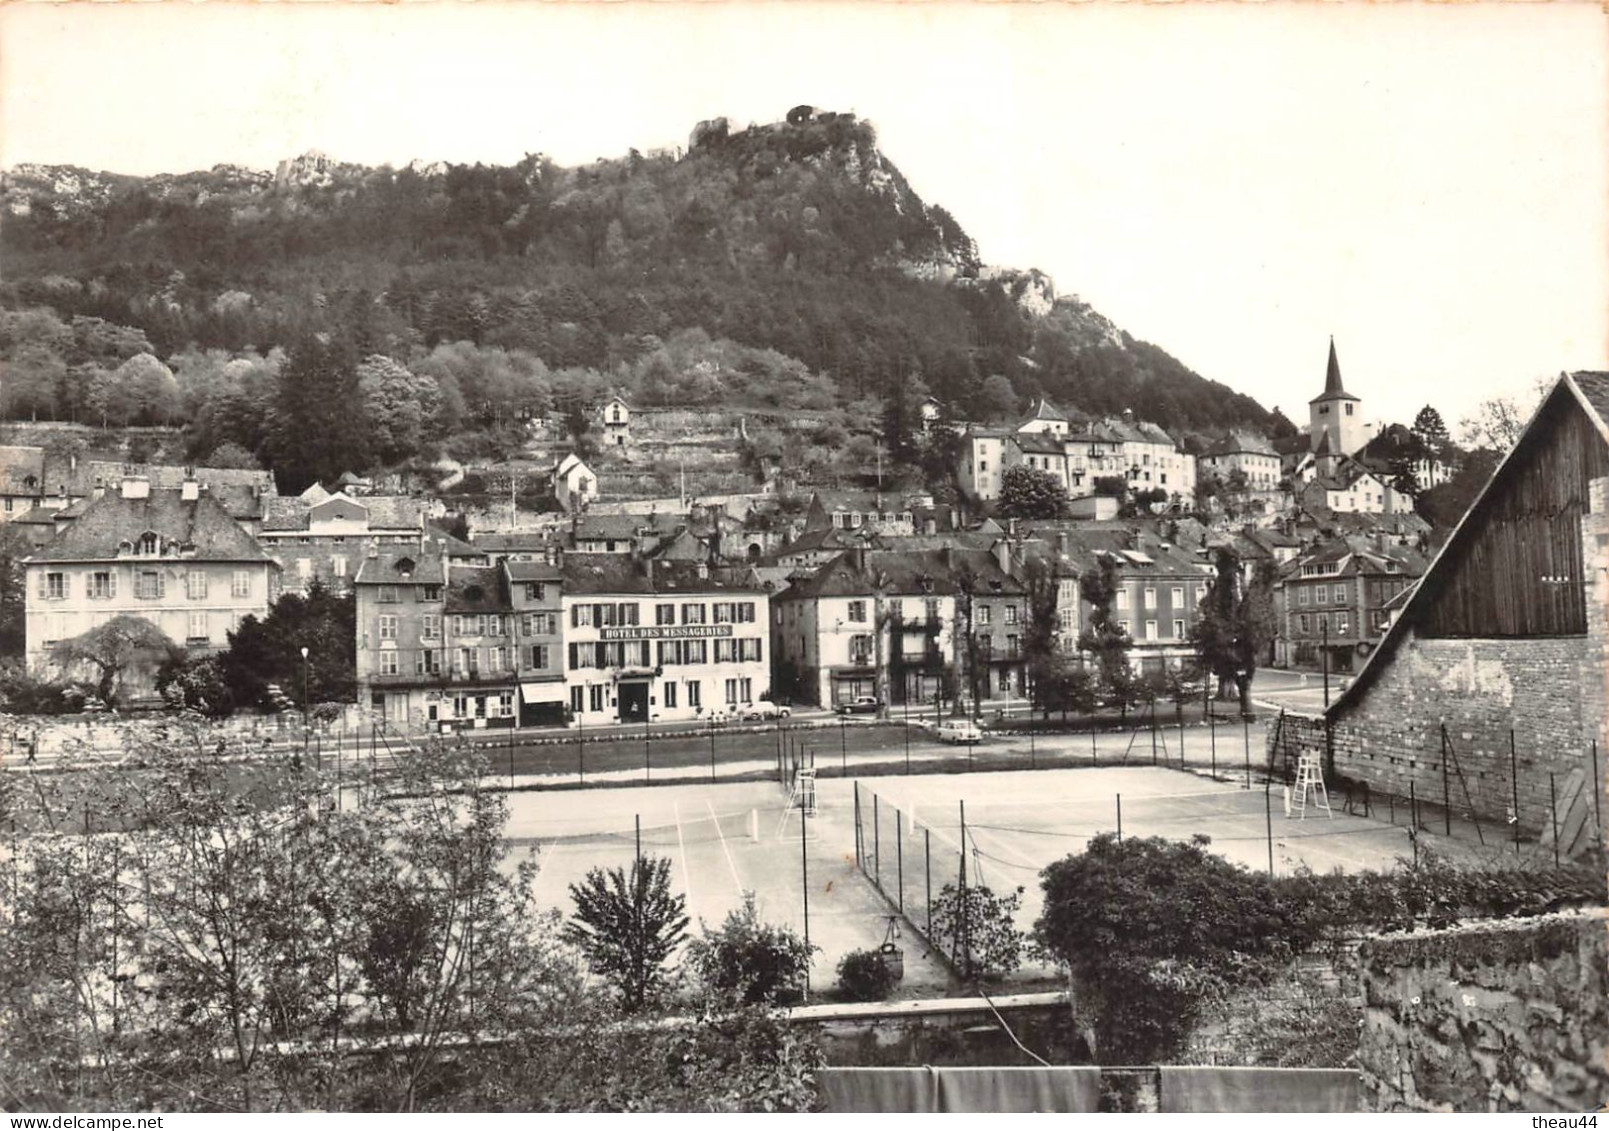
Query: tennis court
xmin=505 ymin=778 xmax=953 ymax=994
xmin=504 ymin=765 xmax=1473 ymax=990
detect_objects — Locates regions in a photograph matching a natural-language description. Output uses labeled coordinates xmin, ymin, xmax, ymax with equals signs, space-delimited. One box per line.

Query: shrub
xmin=686 ymin=892 xmax=815 ymax=1006
xmin=929 ymin=882 xmax=1025 ymax=981
xmin=563 ymin=855 xmax=688 ymax=1012
xmin=837 ymin=948 xmax=897 ymax=1002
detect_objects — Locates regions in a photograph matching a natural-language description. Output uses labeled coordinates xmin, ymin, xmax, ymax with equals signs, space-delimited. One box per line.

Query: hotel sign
xmin=599 ymin=625 xmax=734 ymax=641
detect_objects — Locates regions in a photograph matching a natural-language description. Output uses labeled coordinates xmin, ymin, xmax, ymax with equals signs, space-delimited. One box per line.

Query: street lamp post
xmin=300 ymin=646 xmax=312 ymax=769
xmin=1321 ymin=619 xmax=1330 ymax=710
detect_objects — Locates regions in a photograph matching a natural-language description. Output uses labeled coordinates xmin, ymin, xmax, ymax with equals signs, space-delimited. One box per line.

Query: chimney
xmin=695 ymin=560 xmax=708 ymax=581
xmin=181 ymin=478 xmax=200 ymax=502
xmin=940 ymin=546 xmax=956 ymax=572
xmin=850 ymin=546 xmax=867 ymax=574
xmin=438 ymin=537 xmax=451 ymax=586
xmin=544 ymin=541 xmax=556 ymax=566
xmin=1007 ymin=517 xmax=1019 ymax=539
xmin=646 ymin=557 xmax=656 ymax=589
xmin=1057 ymin=532 xmax=1069 ymax=554
xmin=120 ymin=477 xmax=150 ymax=500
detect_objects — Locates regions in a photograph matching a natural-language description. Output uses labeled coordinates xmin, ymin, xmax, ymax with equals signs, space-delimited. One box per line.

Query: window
xmin=682 ymin=603 xmax=707 ymax=625
xmin=589 ymin=685 xmax=606 ymax=713
xmin=378 ymin=585 xmax=398 ymax=604
xmin=233 ymin=570 xmax=251 ymax=598
xmin=1119 ymin=619 xmax=1131 ymax=636
xmin=1195 ymin=585 xmax=1207 ymax=603
xmin=725 ymin=679 xmax=741 ymax=705
xmin=422 ymin=614 xmax=441 ymax=640
xmin=1171 ymin=586 xmax=1184 ymax=606
xmin=656 ymin=603 xmax=676 ymax=626
xmin=1115 ymin=590 xmax=1130 ymax=610
xmin=1143 ymin=588 xmax=1157 ymax=609
xmin=455 ymin=646 xmax=478 ymax=675
xmin=1315 ymin=586 xmax=1327 ymax=606
xmin=528 ymin=644 xmax=549 ymax=670
xmin=422 ymin=584 xmax=442 ymax=602
xmin=977 ymin=605 xmax=991 ymax=626
xmin=999 ymin=668 xmax=1013 ymax=693
xmin=43 ymin=572 xmax=66 ymax=600
xmin=570 ymin=686 xmax=584 ymax=714
xmin=713 ymin=602 xmax=733 ymax=623
xmin=1006 ymin=634 xmax=1020 ymax=658
xmin=332 ymin=556 xmax=347 ymax=578
xmin=1173 ymin=620 xmax=1185 ymax=639
xmin=186 ymin=571 xmax=208 ymax=600
xmin=1299 ymin=587 xmax=1311 ymax=606
xmin=741 ymin=638 xmax=762 ymax=663
xmin=489 ymin=645 xmax=506 ymax=672
xmin=685 ymin=640 xmax=707 ymax=664
xmin=524 ymin=581 xmax=546 ymax=601
xmin=1004 ymin=605 xmax=1018 ymax=625
xmin=374 ymin=614 xmax=396 ymax=641
xmin=737 ymin=602 xmax=756 ymax=623
xmin=417 ymin=649 xmax=442 ymax=675
xmin=686 ymin=680 xmax=702 ymax=708
xmin=1298 ymin=614 xmax=1310 ymax=634
xmin=714 ymin=639 xmax=736 ymax=663
xmin=663 ymin=682 xmax=677 ymax=709
xmin=1336 ymin=614 xmax=1351 ymax=636
xmin=135 ymin=571 xmax=163 ymax=600
xmin=188 ymin=612 xmax=208 ymax=643
xmin=1144 ymin=620 xmax=1158 ymax=641
xmin=88 ymin=571 xmax=115 ymax=599
xmin=847 ymin=600 xmax=867 ymax=623
xmin=379 ymin=651 xmax=399 ymax=676
xmin=850 ymin=634 xmax=873 ymax=665
xmin=487 ymin=615 xmax=505 ymax=637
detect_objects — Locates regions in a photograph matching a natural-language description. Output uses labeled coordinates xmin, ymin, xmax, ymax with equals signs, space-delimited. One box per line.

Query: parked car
xmin=743 ymin=701 xmax=791 ymax=721
xmin=933 ymin=719 xmax=983 ymax=745
xmin=835 ymin=696 xmax=882 ymax=716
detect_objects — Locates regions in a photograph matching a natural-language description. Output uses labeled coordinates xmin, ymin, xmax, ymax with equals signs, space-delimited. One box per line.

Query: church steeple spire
xmin=1323 ymin=336 xmax=1348 ymax=398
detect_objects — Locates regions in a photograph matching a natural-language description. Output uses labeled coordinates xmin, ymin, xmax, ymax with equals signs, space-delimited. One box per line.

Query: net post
xmin=1441 ymin=724 xmax=1452 ymax=837
xmin=1265 ymin=778 xmax=1275 ymax=875
xmin=873 ymin=793 xmax=881 ymax=892
xmin=801 ymin=787 xmax=811 ymax=997
xmin=958 ymin=799 xmax=969 ymax=980
xmin=1510 ymin=729 xmax=1520 ymax=854
xmin=1115 ymin=793 xmax=1122 ymax=842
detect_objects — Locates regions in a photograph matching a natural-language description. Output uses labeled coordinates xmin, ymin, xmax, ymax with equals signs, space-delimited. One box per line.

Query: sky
xmin=2 ymin=2 xmax=1605 ymax=435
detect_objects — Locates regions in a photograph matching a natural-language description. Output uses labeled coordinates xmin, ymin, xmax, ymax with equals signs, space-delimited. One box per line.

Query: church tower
xmin=1308 ymin=337 xmax=1364 ymax=456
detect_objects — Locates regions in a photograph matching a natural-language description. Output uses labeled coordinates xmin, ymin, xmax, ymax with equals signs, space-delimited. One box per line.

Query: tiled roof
xmin=42 ymin=459 xmax=275 ymax=500
xmin=504 ymin=560 xmax=563 ymax=583
xmin=561 ymin=553 xmax=762 ymax=596
xmin=0 ymin=446 xmax=46 ymax=495
xmin=1568 ymin=371 xmax=1609 ymax=432
xmin=261 ymin=493 xmax=428 ymax=532
xmin=352 ymin=549 xmax=446 ymax=586
xmin=26 ymin=488 xmax=273 ymax=563
xmin=1011 ymin=433 xmax=1066 ymax=457
xmin=779 ymin=547 xmax=1024 ymax=601
xmin=444 ymin=566 xmax=511 ymax=613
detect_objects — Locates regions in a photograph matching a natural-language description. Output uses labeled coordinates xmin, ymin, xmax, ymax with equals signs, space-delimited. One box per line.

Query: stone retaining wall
xmin=1355 ymin=911 xmax=1609 ymax=1111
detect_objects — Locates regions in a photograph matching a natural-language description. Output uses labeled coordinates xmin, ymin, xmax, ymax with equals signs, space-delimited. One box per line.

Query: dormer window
xmin=138 ymin=532 xmax=159 ymax=555
xmin=395 ymin=556 xmax=416 ymax=578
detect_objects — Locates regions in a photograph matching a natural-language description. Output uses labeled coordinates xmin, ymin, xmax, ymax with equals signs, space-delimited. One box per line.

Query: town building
xmin=561 ymin=555 xmax=771 ymax=725
xmin=353 ymin=544 xmax=567 ymax=730
xmin=771 ymin=546 xmax=1026 ymax=710
xmin=257 ymin=491 xmax=431 ymax=595
xmin=957 ymin=428 xmax=1008 ymax=501
xmin=23 ymin=478 xmax=278 ymax=695
xmin=1318 ymin=371 xmax=1609 ymax=846
xmin=1275 ymin=540 xmax=1422 ymax=672
xmin=1004 ymin=432 xmax=1071 ymax=493
xmin=600 ymin=396 xmax=632 ymax=448
xmin=0 ymin=446 xmax=46 ymax=521
xmin=1200 ymin=432 xmax=1283 ymax=490
xmin=552 ymin=453 xmax=598 ymax=513
xmin=1015 ymin=397 xmax=1071 ymax=438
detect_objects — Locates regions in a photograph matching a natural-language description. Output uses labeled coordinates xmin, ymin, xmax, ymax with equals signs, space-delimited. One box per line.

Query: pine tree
xmin=265 ymin=333 xmax=372 ymax=494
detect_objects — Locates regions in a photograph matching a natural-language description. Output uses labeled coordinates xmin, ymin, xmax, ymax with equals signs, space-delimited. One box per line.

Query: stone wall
xmin=1298 ymin=481 xmax=1609 ymax=842
xmin=1355 ymin=911 xmax=1609 ymax=1112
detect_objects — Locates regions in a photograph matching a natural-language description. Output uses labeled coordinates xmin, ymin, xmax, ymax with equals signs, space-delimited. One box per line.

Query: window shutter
xmin=36 ymin=572 xmax=46 ymax=599
xmin=157 ymin=573 xmax=166 ymax=598
xmin=108 ymin=572 xmax=117 ymax=598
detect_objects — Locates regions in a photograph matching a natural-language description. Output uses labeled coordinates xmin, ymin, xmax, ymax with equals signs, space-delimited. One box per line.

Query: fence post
xmin=958 ymin=800 xmax=969 ymax=979
xmin=896 ymin=806 xmax=904 ymax=913
xmin=800 ymin=791 xmax=810 ymax=997
xmin=925 ymin=827 xmax=933 ymax=939
xmin=1440 ymin=725 xmax=1452 ymax=837
xmin=1593 ymin=739 xmax=1603 ymax=835
xmin=1115 ymin=793 xmax=1122 ymax=842
xmin=853 ymin=782 xmax=862 ymax=868
xmin=873 ymin=794 xmax=881 ymax=892
xmin=1264 ymin=776 xmax=1275 ymax=875
xmin=1150 ymin=701 xmax=1158 ymax=765
xmin=1244 ymin=712 xmax=1253 ymax=789
xmin=1549 ymin=772 xmax=1561 ymax=869
xmin=1510 ymin=729 xmax=1520 ymax=855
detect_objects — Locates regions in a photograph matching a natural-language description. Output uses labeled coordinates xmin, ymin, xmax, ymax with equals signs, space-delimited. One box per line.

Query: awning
xmin=519 ymin=681 xmax=568 ymax=705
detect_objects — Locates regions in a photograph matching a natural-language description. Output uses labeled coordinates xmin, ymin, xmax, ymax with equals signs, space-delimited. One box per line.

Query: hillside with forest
xmin=0 ymin=107 xmax=1290 ymax=493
